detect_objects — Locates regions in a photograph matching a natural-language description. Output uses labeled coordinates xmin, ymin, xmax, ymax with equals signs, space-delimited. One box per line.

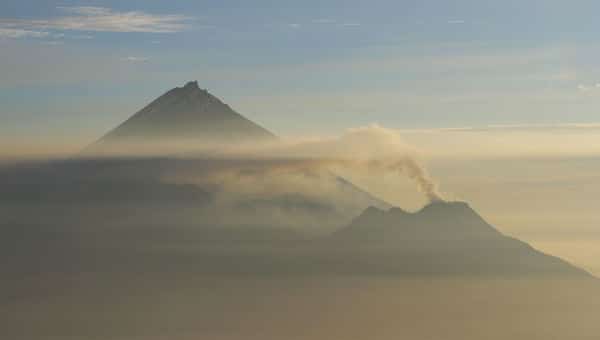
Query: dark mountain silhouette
xmin=91 ymin=81 xmax=276 ymax=151
xmin=334 ymin=176 xmax=392 ymax=211
xmin=0 ymin=158 xmax=390 ymax=233
xmin=334 ymin=201 xmax=501 ymax=243
xmin=74 ymin=80 xmax=392 ymax=228
xmin=0 ymin=163 xmax=593 ymax=278
xmin=2 ymin=81 xmax=592 ymax=279
xmin=324 ymin=201 xmax=592 ymax=277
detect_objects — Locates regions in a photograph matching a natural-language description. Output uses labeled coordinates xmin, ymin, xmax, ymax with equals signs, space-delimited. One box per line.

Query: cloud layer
xmin=85 ymin=124 xmax=444 ymax=203
xmin=0 ymin=28 xmax=49 ymax=38
xmin=0 ymin=6 xmax=190 ymax=36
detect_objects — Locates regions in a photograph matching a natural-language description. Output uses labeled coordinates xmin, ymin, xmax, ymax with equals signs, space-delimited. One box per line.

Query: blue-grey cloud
xmin=312 ymin=19 xmax=336 ymax=24
xmin=0 ymin=28 xmax=49 ymax=38
xmin=122 ymin=56 xmax=150 ymax=63
xmin=0 ymin=6 xmax=191 ymax=34
xmin=577 ymin=83 xmax=600 ymax=92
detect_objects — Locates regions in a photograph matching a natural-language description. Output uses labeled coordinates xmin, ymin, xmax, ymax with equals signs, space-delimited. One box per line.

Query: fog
xmin=2 ymin=124 xmax=600 ymax=339
xmin=3 ymin=275 xmax=600 ymax=340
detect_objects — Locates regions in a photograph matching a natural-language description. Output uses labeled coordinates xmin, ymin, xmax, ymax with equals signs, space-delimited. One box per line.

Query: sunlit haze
xmin=2 ymin=1 xmax=600 ymax=339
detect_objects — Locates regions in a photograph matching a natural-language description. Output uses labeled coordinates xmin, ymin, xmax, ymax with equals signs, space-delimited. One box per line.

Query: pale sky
xmin=2 ymin=0 xmax=600 ymax=144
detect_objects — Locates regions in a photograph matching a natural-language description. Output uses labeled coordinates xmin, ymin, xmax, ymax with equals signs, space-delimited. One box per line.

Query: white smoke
xmin=79 ymin=123 xmax=444 ymax=203
xmin=179 ymin=124 xmax=445 ymax=203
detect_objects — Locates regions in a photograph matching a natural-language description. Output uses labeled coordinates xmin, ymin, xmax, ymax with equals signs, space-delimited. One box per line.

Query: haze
xmin=1 ymin=1 xmax=600 ymax=339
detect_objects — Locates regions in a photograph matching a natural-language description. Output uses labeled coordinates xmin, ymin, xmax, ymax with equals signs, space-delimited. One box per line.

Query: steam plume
xmin=372 ymin=158 xmax=443 ymax=202
xmin=82 ymin=123 xmax=447 ymax=203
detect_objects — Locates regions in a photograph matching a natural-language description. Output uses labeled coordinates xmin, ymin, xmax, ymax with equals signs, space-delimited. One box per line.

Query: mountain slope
xmin=334 ymin=176 xmax=392 ymax=211
xmin=335 ymin=201 xmax=501 ymax=243
xmin=326 ymin=201 xmax=592 ymax=277
xmin=92 ymin=81 xmax=276 ymax=151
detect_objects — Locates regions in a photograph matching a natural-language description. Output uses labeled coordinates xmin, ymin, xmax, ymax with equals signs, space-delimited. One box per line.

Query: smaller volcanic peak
xmin=342 ymin=201 xmax=493 ymax=233
xmin=414 ymin=200 xmax=501 ymax=237
xmin=330 ymin=201 xmax=592 ymax=277
xmin=417 ymin=200 xmax=473 ymax=216
xmin=387 ymin=206 xmax=409 ymax=216
xmin=416 ymin=200 xmax=482 ymax=224
xmin=89 ymin=81 xmax=276 ymax=153
xmin=355 ymin=206 xmax=386 ymax=222
xmin=334 ymin=200 xmax=502 ymax=243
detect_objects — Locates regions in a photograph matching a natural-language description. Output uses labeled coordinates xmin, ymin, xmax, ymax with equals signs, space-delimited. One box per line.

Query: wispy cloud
xmin=401 ymin=123 xmax=600 ymax=134
xmin=0 ymin=28 xmax=49 ymax=39
xmin=312 ymin=19 xmax=336 ymax=24
xmin=40 ymin=40 xmax=64 ymax=46
xmin=122 ymin=56 xmax=149 ymax=63
xmin=577 ymin=83 xmax=600 ymax=92
xmin=397 ymin=123 xmax=600 ymax=159
xmin=287 ymin=21 xmax=360 ymax=30
xmin=0 ymin=6 xmax=191 ymax=34
xmin=71 ymin=34 xmax=94 ymax=40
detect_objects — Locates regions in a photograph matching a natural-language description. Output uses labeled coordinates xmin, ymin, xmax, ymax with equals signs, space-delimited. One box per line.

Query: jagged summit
xmin=91 ymin=81 xmax=276 ymax=151
xmin=183 ymin=80 xmax=199 ymax=89
xmin=418 ymin=200 xmax=470 ymax=212
xmin=353 ymin=201 xmax=471 ymax=222
xmin=336 ymin=200 xmax=500 ymax=242
xmin=330 ymin=201 xmax=592 ymax=277
xmin=416 ymin=200 xmax=482 ymax=221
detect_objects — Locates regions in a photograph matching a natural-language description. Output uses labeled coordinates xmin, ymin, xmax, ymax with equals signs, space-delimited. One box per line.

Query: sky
xmin=2 ymin=1 xmax=600 ymax=274
xmin=2 ymin=0 xmax=600 ymax=145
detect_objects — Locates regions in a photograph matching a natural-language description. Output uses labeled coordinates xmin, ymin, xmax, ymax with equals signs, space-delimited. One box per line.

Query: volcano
xmin=90 ymin=81 xmax=276 ymax=151
xmin=326 ymin=201 xmax=592 ymax=277
xmin=41 ymin=81 xmax=594 ymax=278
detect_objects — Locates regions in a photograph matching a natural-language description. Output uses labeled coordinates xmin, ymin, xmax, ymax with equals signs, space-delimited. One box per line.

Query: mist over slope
xmin=2 ymin=80 xmax=599 ymax=339
xmin=1 ymin=81 xmax=593 ymax=279
xmin=0 ymin=157 xmax=592 ymax=279
xmin=327 ymin=202 xmax=591 ymax=277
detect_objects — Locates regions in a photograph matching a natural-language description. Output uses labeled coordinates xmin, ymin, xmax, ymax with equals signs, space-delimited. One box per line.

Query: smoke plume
xmin=175 ymin=124 xmax=445 ymax=203
xmin=78 ymin=123 xmax=445 ymax=203
xmin=370 ymin=158 xmax=443 ymax=202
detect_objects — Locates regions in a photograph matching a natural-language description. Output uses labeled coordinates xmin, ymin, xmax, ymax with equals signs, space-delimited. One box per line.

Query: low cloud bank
xmin=172 ymin=124 xmax=444 ymax=203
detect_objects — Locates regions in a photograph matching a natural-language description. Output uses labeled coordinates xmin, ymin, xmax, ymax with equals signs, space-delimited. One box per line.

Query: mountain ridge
xmin=90 ymin=81 xmax=276 ymax=152
xmin=327 ymin=201 xmax=593 ymax=278
xmin=70 ymin=81 xmax=595 ymax=278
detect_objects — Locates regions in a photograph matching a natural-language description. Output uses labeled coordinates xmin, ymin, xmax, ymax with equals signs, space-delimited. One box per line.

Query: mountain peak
xmin=388 ymin=206 xmax=408 ymax=215
xmin=90 ymin=81 xmax=277 ymax=152
xmin=418 ymin=200 xmax=473 ymax=215
xmin=179 ymin=80 xmax=209 ymax=97
xmin=362 ymin=206 xmax=386 ymax=217
xmin=414 ymin=200 xmax=499 ymax=235
xmin=168 ymin=80 xmax=214 ymax=103
xmin=183 ymin=80 xmax=199 ymax=90
xmin=331 ymin=201 xmax=592 ymax=277
xmin=334 ymin=200 xmax=500 ymax=242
